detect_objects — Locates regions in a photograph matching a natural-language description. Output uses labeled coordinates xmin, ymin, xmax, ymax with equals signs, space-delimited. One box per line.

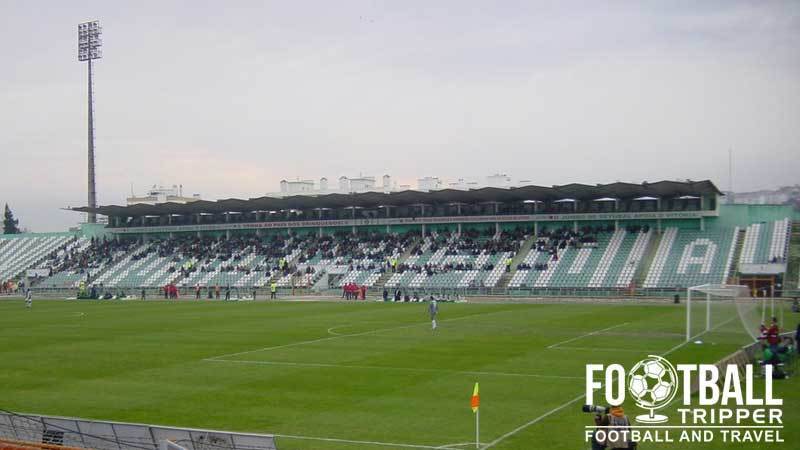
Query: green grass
xmin=0 ymin=299 xmax=797 ymax=450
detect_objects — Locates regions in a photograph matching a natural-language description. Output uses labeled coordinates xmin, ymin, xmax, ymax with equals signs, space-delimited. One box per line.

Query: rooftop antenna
xmin=728 ymin=148 xmax=733 ymax=193
xmin=78 ymin=20 xmax=102 ymax=223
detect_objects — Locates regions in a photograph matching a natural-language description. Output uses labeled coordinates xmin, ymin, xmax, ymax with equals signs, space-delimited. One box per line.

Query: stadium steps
xmin=633 ymin=230 xmax=662 ymax=289
xmin=496 ymin=233 xmax=537 ymax=289
xmin=729 ymin=228 xmax=746 ymax=278
xmin=785 ymin=222 xmax=800 ymax=291
xmin=633 ymin=230 xmax=661 ymax=287
xmin=373 ymin=237 xmax=421 ymax=288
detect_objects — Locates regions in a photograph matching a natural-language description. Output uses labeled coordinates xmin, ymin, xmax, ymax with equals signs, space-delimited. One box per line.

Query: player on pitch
xmin=428 ymin=298 xmax=438 ymax=330
xmin=25 ymin=289 xmax=32 ymax=309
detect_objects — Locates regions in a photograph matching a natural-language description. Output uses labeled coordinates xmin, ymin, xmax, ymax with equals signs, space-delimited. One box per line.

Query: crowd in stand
xmin=1 ymin=280 xmax=20 ymax=294
xmin=391 ymin=228 xmax=526 ymax=276
xmin=40 ymin=237 xmax=137 ymax=276
xmin=512 ymin=224 xmax=651 ymax=271
xmin=24 ymin=225 xmax=656 ymax=290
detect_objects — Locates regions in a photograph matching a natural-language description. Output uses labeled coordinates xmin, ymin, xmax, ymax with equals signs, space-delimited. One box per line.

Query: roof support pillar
xmin=422 ymin=223 xmax=426 ymax=237
xmin=573 ymin=221 xmax=578 ymax=233
xmin=457 ymin=223 xmax=462 ymax=235
xmin=700 ymin=216 xmax=705 ymax=232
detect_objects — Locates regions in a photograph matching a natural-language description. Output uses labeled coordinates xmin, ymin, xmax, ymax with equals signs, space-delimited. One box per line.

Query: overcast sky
xmin=1 ymin=1 xmax=798 ymax=232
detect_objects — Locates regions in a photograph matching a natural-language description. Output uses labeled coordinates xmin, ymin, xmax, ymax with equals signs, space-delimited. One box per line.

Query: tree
xmin=3 ymin=204 xmax=20 ymax=234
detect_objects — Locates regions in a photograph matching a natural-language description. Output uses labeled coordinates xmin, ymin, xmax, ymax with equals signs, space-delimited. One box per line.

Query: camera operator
xmin=586 ymin=405 xmax=634 ymax=450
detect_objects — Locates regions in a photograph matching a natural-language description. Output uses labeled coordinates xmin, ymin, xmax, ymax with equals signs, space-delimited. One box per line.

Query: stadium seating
xmin=508 ymin=228 xmax=652 ymax=289
xmin=6 ymin=215 xmax=791 ymax=296
xmin=0 ymin=234 xmax=76 ymax=282
xmin=739 ymin=218 xmax=790 ymax=265
xmin=643 ymin=227 xmax=739 ymax=289
xmin=383 ymin=229 xmax=522 ymax=290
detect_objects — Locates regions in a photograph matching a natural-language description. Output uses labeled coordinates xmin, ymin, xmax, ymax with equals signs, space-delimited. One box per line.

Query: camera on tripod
xmin=582 ymin=404 xmax=609 ymax=415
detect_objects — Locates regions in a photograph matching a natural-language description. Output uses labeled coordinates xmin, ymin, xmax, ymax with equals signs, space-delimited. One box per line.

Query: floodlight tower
xmin=78 ymin=20 xmax=102 ymax=223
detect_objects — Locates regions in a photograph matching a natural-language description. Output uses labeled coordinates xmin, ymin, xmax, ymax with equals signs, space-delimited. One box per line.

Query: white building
xmin=417 ymin=177 xmax=443 ymax=192
xmin=127 ymin=185 xmax=203 ymax=206
xmin=270 ymin=175 xmax=397 ymax=197
xmin=724 ymin=185 xmax=800 ymax=205
xmin=272 ymin=173 xmax=539 ymax=196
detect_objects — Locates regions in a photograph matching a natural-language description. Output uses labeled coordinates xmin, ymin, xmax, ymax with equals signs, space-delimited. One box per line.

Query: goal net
xmin=685 ymin=284 xmax=760 ymax=344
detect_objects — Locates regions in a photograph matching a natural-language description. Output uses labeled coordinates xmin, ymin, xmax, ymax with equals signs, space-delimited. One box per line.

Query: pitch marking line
xmin=662 ymin=314 xmax=740 ymax=357
xmin=437 ymin=442 xmax=486 ymax=449
xmin=206 ymin=358 xmax=583 ymax=380
xmin=272 ymin=432 xmax=443 ymax=449
xmin=204 ymin=308 xmax=517 ymax=361
xmin=546 ymin=322 xmax=629 ymax=349
xmin=482 ymin=392 xmax=586 ymax=449
xmin=552 ymin=346 xmax=665 ymax=354
xmin=486 ymin=313 xmax=745 ymax=449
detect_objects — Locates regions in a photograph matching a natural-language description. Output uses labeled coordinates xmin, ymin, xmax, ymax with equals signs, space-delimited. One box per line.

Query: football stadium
xmin=2 ymin=3 xmax=800 ymax=450
xmin=3 ymin=182 xmax=800 ymax=450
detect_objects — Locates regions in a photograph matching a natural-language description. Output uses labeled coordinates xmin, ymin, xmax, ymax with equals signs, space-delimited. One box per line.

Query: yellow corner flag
xmin=471 ymin=382 xmax=480 ymax=412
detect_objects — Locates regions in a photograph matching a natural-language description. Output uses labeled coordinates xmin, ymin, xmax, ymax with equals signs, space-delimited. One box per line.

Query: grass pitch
xmin=0 ymin=298 xmax=796 ymax=450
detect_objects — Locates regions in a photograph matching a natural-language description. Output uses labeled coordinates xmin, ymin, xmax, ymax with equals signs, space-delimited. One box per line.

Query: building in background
xmin=271 ymin=175 xmax=398 ymax=197
xmin=724 ymin=185 xmax=800 ymax=207
xmin=127 ymin=185 xmax=203 ymax=206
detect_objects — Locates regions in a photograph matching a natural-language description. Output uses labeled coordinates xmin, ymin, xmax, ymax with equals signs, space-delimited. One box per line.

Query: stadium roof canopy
xmin=72 ymin=180 xmax=723 ymax=216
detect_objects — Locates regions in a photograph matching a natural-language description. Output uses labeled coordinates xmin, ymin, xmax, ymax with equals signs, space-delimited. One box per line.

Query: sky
xmin=1 ymin=0 xmax=798 ymax=232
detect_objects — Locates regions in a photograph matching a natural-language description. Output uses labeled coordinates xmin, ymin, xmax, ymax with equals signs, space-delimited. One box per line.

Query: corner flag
xmin=471 ymin=382 xmax=480 ymax=412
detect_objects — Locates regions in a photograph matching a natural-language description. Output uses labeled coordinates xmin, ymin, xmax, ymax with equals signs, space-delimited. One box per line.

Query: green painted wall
xmin=709 ymin=204 xmax=797 ymax=230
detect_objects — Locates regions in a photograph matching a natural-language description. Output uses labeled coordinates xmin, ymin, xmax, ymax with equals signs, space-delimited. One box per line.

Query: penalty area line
xmin=552 ymin=346 xmax=665 ymax=354
xmin=546 ymin=322 xmax=629 ymax=349
xmin=486 ymin=312 xmax=745 ymax=448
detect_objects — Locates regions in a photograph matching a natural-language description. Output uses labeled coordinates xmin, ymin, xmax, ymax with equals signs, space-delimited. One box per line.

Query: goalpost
xmin=685 ymin=284 xmax=755 ymax=343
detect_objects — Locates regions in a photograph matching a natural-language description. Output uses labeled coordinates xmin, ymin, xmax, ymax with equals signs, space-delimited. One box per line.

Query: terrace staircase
xmin=497 ymin=233 xmax=537 ymax=289
xmin=631 ymin=230 xmax=662 ymax=290
xmin=785 ymin=221 xmax=800 ymax=292
xmin=372 ymin=237 xmax=421 ymax=289
xmin=727 ymin=228 xmax=746 ymax=282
